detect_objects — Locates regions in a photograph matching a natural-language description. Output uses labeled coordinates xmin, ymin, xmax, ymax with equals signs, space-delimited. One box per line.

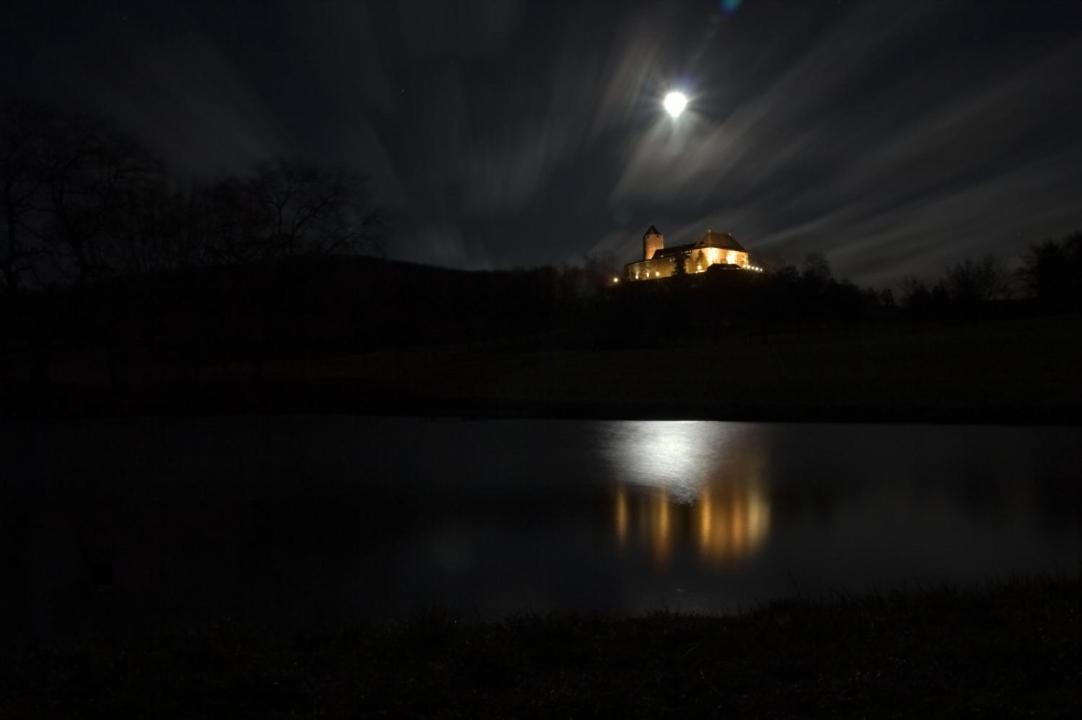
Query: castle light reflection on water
xmin=605 ymin=421 xmax=771 ymax=568
xmin=7 ymin=417 xmax=1082 ymax=630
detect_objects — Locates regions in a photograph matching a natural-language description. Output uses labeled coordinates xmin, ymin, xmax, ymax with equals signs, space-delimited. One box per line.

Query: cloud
xmin=385 ymin=0 xmax=525 ymax=59
xmin=91 ymin=33 xmax=285 ymax=178
xmin=605 ymin=0 xmax=1082 ymax=285
xmin=6 ymin=0 xmax=1082 ymax=281
xmin=395 ymin=222 xmax=492 ymax=270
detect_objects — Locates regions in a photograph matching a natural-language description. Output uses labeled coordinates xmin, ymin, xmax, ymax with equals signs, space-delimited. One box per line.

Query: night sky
xmin=5 ymin=0 xmax=1082 ymax=286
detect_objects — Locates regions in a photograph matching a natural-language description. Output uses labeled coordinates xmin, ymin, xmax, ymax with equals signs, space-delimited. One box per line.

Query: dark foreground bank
xmin=4 ymin=576 xmax=1079 ymax=718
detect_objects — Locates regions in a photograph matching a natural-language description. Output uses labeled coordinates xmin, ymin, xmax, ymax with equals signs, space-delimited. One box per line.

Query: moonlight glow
xmin=663 ymin=91 xmax=688 ymax=119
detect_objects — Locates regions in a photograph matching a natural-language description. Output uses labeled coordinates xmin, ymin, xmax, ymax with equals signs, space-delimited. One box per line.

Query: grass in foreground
xmin=2 ymin=576 xmax=1080 ymax=718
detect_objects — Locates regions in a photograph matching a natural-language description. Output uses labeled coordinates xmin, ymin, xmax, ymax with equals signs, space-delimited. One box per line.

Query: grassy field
xmin=316 ymin=316 xmax=1082 ymax=422
xmin=3 ymin=576 xmax=1080 ymax=718
xmin=5 ymin=316 xmax=1080 ymax=423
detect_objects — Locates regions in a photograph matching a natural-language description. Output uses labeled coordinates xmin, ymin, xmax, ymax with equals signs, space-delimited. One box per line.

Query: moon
xmin=663 ymin=91 xmax=688 ymax=119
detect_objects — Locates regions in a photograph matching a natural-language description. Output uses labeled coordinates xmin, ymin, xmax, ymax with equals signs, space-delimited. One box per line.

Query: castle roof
xmin=643 ymin=225 xmax=662 ymax=237
xmin=652 ymin=229 xmax=746 ymax=258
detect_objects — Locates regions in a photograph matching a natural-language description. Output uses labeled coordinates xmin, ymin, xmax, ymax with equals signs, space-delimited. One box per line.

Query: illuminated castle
xmin=624 ymin=225 xmax=761 ymax=281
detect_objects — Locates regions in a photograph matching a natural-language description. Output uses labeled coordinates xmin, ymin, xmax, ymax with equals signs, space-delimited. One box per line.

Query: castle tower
xmin=643 ymin=225 xmax=664 ymax=260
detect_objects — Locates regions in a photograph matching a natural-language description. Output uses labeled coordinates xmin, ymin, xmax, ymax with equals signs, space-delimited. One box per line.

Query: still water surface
xmin=4 ymin=417 xmax=1081 ymax=637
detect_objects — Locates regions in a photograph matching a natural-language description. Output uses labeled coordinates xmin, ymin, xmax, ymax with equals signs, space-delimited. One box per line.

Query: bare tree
xmin=193 ymin=178 xmax=267 ymax=265
xmin=940 ymin=255 xmax=1012 ymax=303
xmin=3 ymin=101 xmax=388 ymax=284
xmin=191 ymin=161 xmax=384 ymax=264
xmin=243 ymin=160 xmax=384 ymax=258
xmin=801 ymin=251 xmax=833 ymax=284
xmin=34 ymin=110 xmax=161 ymax=282
xmin=898 ymin=274 xmax=931 ymax=309
xmin=0 ymin=101 xmax=52 ymax=297
xmin=1021 ymin=233 xmax=1082 ymax=310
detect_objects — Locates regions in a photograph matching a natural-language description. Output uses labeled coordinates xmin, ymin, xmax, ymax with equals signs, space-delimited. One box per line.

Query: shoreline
xmin=4 ymin=379 xmax=1082 ymax=425
xmin=5 ymin=575 xmax=1079 ymax=716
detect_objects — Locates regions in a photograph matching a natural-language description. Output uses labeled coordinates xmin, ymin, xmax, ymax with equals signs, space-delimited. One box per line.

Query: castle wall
xmin=699 ymin=247 xmax=749 ymax=269
xmin=626 ymin=256 xmax=676 ymax=280
xmin=626 ymin=248 xmax=750 ymax=280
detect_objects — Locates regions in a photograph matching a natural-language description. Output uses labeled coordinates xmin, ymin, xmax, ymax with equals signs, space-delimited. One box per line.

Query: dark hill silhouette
xmin=2 ymin=250 xmax=1080 ymax=423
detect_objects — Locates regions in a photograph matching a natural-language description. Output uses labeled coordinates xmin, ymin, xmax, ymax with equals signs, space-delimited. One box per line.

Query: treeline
xmin=0 ymin=100 xmax=384 ymax=298
xmin=596 ymin=235 xmax=1082 ymax=346
xmin=898 ymin=234 xmax=1082 ymax=315
xmin=594 ymin=254 xmax=884 ymax=346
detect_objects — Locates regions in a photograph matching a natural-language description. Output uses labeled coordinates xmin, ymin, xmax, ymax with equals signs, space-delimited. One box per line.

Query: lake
xmin=3 ymin=417 xmax=1081 ymax=638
